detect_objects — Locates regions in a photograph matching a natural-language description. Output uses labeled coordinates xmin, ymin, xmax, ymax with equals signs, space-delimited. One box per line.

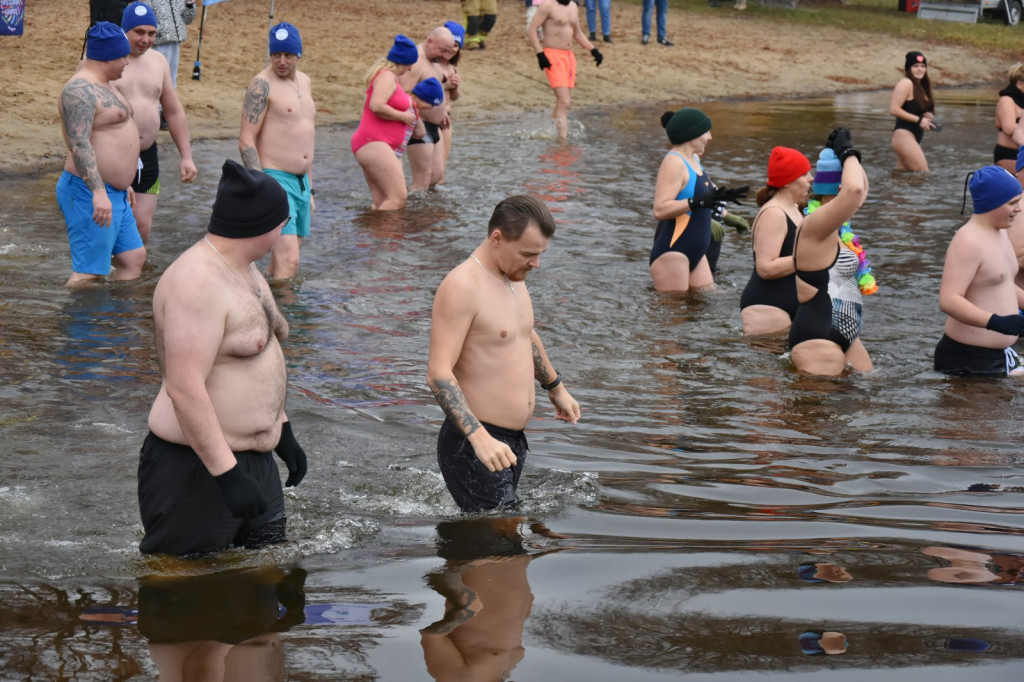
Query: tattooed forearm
xmin=60 ymin=80 xmax=104 ymax=193
xmin=243 ymin=78 xmax=270 ymax=125
xmin=428 ymin=378 xmax=481 ymax=437
xmin=240 ymin=145 xmax=261 ymax=170
xmin=532 ymin=342 xmax=553 ymax=385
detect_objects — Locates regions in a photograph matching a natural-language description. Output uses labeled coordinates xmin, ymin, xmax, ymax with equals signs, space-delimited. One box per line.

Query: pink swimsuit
xmin=350 ymin=72 xmax=413 ymax=156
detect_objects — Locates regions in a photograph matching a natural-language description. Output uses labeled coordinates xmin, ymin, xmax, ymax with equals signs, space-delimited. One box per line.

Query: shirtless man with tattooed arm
xmin=238 ymin=22 xmax=315 ymax=280
xmin=426 ymin=195 xmax=580 ymax=512
xmin=56 ymin=21 xmax=145 ymax=287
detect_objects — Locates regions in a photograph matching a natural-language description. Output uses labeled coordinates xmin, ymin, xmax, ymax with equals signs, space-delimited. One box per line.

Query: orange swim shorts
xmin=543 ymin=48 xmax=576 ymax=89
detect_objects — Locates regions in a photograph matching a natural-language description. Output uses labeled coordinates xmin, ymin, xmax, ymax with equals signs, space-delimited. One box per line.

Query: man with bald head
xmin=398 ymin=26 xmax=457 ymax=191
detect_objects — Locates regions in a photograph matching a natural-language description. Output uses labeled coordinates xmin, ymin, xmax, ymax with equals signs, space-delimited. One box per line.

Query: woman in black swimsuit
xmin=789 ymin=128 xmax=869 ymax=376
xmin=890 ymin=51 xmax=935 ymax=172
xmin=994 ymin=63 xmax=1024 ymax=173
xmin=739 ymin=146 xmax=811 ymax=335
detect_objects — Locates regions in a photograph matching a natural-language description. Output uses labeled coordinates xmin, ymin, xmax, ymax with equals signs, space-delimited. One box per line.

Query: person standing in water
xmin=426 ymin=195 xmax=580 ymax=512
xmin=239 ymin=22 xmax=316 ymax=280
xmin=648 ymin=107 xmax=747 ymax=293
xmin=528 ymin=0 xmax=604 ymax=142
xmin=890 ymin=50 xmax=936 ymax=172
xmin=934 ymin=166 xmax=1024 ymax=377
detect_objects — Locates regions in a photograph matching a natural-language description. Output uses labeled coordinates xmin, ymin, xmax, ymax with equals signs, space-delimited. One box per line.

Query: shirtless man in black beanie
xmin=139 ymin=159 xmax=308 ymax=556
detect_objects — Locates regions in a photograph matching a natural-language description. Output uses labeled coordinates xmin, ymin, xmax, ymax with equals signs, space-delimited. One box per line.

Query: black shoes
xmin=658 ymin=37 xmax=674 ymax=46
xmin=589 ymin=31 xmax=596 ymax=40
xmin=603 ymin=34 xmax=612 ymax=42
xmin=642 ymin=34 xmax=650 ymax=44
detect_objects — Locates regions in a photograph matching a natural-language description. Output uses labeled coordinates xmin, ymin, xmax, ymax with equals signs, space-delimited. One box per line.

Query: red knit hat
xmin=767 ymin=147 xmax=811 ymax=189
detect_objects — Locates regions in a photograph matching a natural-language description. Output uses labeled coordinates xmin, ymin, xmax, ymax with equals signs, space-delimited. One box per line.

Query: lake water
xmin=1 ymin=88 xmax=1022 ymax=680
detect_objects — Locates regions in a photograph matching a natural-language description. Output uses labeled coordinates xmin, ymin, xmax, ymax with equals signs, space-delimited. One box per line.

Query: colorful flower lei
xmin=805 ymin=199 xmax=878 ymax=295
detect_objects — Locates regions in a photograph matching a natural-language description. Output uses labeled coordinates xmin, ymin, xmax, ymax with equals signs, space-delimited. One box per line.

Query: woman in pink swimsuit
xmin=352 ymin=35 xmax=422 ymax=211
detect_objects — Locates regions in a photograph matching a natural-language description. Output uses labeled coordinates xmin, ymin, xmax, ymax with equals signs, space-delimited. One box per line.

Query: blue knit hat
xmin=412 ymin=77 xmax=444 ymax=106
xmin=969 ymin=165 xmax=1022 ymax=214
xmin=121 ymin=2 xmax=157 ymax=31
xmin=86 ymin=21 xmax=130 ymax=61
xmin=387 ymin=34 xmax=418 ymax=65
xmin=797 ymin=563 xmax=825 ymax=582
xmin=445 ymin=21 xmax=465 ymax=48
xmin=269 ymin=22 xmax=302 ymax=57
xmin=813 ymin=148 xmax=842 ymax=196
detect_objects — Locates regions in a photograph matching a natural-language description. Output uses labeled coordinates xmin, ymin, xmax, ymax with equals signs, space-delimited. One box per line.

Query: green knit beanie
xmin=665 ymin=107 xmax=712 ymax=145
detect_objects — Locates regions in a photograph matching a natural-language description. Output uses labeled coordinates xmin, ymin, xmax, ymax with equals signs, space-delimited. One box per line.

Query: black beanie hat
xmin=208 ymin=160 xmax=290 ymax=238
xmin=664 ymin=107 xmax=712 ymax=145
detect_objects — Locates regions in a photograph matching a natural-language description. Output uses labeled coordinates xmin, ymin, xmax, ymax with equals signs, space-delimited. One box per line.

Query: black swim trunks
xmin=994 ymin=143 xmax=1018 ymax=164
xmin=437 ymin=419 xmax=528 ymax=512
xmin=131 ymin=142 xmax=160 ymax=194
xmin=137 ymin=432 xmax=286 ymax=556
xmin=407 ymin=120 xmax=441 ymax=146
xmin=933 ymin=333 xmax=1023 ymax=377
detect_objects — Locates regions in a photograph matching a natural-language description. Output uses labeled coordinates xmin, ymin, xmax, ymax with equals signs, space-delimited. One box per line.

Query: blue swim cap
xmin=86 ymin=21 xmax=130 ymax=61
xmin=269 ymin=22 xmax=302 ymax=57
xmin=121 ymin=2 xmax=157 ymax=31
xmin=445 ymin=21 xmax=465 ymax=48
xmin=387 ymin=34 xmax=418 ymax=66
xmin=412 ymin=77 xmax=444 ymax=106
xmin=969 ymin=165 xmax=1022 ymax=214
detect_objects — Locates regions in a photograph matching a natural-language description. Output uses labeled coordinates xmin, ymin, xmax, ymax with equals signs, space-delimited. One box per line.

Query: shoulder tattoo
xmin=243 ymin=78 xmax=270 ymax=125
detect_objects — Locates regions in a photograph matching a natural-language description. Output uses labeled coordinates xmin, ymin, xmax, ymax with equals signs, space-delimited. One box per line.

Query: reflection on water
xmin=2 ymin=89 xmax=1024 ymax=678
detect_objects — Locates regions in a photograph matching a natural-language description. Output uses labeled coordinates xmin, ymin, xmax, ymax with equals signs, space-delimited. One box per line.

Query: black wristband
xmin=310 ymin=188 xmax=316 ymax=197
xmin=540 ymin=373 xmax=562 ymax=391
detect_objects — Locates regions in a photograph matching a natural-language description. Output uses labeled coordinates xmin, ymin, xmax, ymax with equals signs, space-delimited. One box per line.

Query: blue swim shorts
xmin=263 ymin=168 xmax=311 ymax=238
xmin=55 ymin=171 xmax=143 ymax=276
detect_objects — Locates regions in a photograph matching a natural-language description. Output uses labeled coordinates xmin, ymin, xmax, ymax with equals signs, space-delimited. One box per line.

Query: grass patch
xmin=671 ymin=0 xmax=1021 ymax=54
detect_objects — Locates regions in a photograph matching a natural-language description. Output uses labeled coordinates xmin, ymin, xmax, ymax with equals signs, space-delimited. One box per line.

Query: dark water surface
xmin=2 ymin=88 xmax=1023 ymax=680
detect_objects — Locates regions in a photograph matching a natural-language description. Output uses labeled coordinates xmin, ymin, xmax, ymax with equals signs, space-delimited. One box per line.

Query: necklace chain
xmin=471 ymin=255 xmax=515 ymax=295
xmin=286 ymin=77 xmax=301 ymax=99
xmin=203 ymin=236 xmax=263 ymax=299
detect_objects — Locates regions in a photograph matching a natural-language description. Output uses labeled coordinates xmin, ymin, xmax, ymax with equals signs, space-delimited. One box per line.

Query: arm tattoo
xmin=61 ymin=80 xmax=104 ymax=193
xmin=532 ymin=342 xmax=553 ymax=385
xmin=240 ymin=145 xmax=261 ymax=170
xmin=428 ymin=378 xmax=481 ymax=437
xmin=243 ymin=78 xmax=270 ymax=125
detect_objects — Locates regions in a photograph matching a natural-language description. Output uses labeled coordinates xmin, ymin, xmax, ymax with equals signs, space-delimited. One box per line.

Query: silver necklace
xmin=203 ymin=236 xmax=263 ymax=299
xmin=285 ymin=77 xmax=301 ymax=99
xmin=471 ymin=254 xmax=515 ymax=295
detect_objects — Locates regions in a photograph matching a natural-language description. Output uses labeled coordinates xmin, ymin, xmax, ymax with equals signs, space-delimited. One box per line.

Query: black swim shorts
xmin=436 ymin=419 xmax=528 ymax=512
xmin=933 ymin=333 xmax=1022 ymax=377
xmin=131 ymin=142 xmax=160 ymax=194
xmin=407 ymin=120 xmax=441 ymax=146
xmin=137 ymin=432 xmax=286 ymax=556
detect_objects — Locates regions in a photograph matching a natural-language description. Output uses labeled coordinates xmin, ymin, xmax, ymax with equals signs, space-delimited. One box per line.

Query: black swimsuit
xmin=789 ymin=245 xmax=850 ymax=352
xmin=739 ymin=212 xmax=799 ymax=319
xmin=894 ymin=99 xmax=926 ymax=144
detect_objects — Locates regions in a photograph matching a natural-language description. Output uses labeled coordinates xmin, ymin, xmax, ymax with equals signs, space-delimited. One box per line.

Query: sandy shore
xmin=0 ymin=0 xmax=1010 ymax=172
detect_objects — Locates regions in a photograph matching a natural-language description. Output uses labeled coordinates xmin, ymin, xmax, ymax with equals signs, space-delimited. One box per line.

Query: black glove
xmin=827 ymin=126 xmax=861 ymax=164
xmin=275 ymin=421 xmax=307 ymax=487
xmin=537 ymin=52 xmax=552 ymax=70
xmin=985 ymin=313 xmax=1024 ymax=336
xmin=214 ymin=465 xmax=269 ymax=519
xmin=689 ymin=185 xmax=750 ymax=211
xmin=591 ymin=48 xmax=603 ymax=67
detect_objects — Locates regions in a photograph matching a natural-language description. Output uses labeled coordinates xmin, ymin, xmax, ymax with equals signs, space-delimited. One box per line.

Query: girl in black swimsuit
xmin=789 ymin=128 xmax=870 ymax=376
xmin=890 ymin=50 xmax=935 ymax=172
